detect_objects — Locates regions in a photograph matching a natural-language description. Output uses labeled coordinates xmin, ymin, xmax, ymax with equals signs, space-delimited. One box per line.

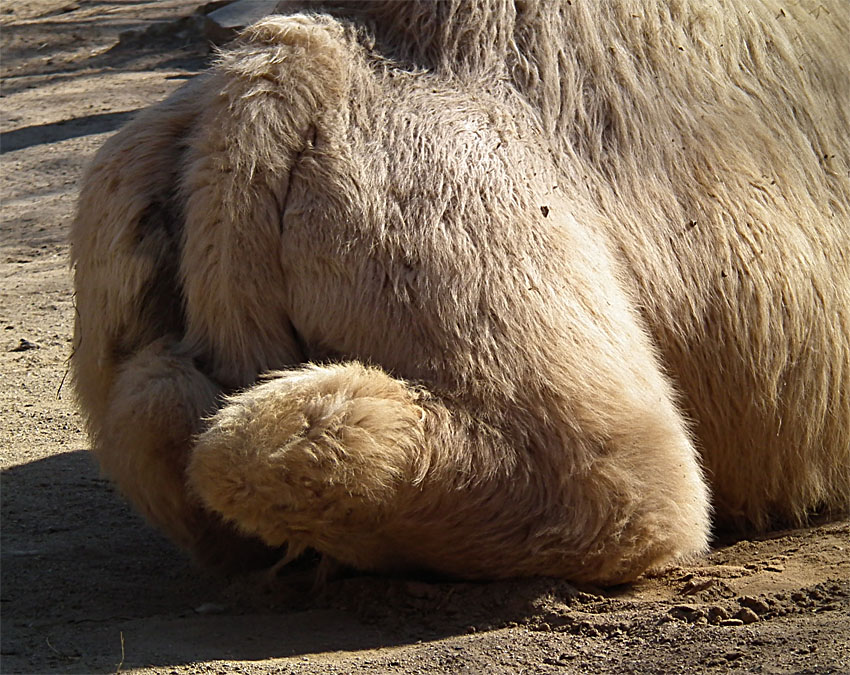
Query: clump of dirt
xmin=2 ymin=3 xmax=848 ymax=673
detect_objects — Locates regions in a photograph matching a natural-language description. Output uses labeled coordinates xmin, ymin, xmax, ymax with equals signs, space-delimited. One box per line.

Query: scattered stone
xmin=204 ymin=0 xmax=280 ymax=44
xmin=682 ymin=577 xmax=714 ymax=595
xmin=719 ymin=618 xmax=745 ymax=626
xmin=193 ymin=602 xmax=227 ymax=614
xmin=707 ymin=606 xmax=729 ymax=624
xmin=740 ymin=596 xmax=770 ymax=615
xmin=10 ymin=338 xmax=39 ymax=352
xmin=735 ymin=607 xmax=760 ymax=624
xmin=681 ymin=564 xmax=751 ymax=579
xmin=404 ymin=581 xmax=441 ymax=600
xmin=669 ymin=604 xmax=703 ymax=622
xmin=113 ymin=1 xmax=270 ymax=51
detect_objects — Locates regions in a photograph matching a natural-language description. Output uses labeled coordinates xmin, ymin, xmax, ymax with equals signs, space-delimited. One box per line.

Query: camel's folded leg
xmin=95 ymin=338 xmax=281 ymax=571
xmin=69 ymin=69 xmax=284 ymax=572
xmin=188 ymin=362 xmax=711 ymax=585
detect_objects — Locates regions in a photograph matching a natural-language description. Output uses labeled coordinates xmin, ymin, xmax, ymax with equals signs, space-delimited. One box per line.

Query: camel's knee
xmin=391 ymin=403 xmax=712 ymax=585
xmin=579 ymin=438 xmax=712 ymax=583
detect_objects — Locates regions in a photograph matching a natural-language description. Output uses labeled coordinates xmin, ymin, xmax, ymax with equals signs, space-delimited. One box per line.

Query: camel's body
xmin=71 ymin=0 xmax=849 ymax=584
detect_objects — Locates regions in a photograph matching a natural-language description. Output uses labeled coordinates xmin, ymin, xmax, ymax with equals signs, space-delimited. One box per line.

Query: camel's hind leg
xmin=188 ymin=361 xmax=710 ymax=584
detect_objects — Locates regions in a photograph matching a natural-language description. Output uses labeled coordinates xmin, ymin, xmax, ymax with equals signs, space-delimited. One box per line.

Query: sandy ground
xmin=1 ymin=2 xmax=849 ymax=673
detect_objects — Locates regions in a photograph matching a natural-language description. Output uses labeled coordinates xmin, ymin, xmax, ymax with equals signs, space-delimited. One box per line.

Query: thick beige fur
xmin=71 ymin=1 xmax=849 ymax=584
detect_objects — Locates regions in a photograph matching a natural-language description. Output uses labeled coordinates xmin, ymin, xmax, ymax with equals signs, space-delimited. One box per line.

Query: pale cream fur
xmin=71 ymin=0 xmax=849 ymax=584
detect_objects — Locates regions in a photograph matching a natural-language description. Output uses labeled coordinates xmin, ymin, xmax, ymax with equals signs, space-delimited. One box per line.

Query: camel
xmin=71 ymin=0 xmax=849 ymax=584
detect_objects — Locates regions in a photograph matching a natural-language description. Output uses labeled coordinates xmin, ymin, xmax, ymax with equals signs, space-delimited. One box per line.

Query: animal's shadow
xmin=1 ymin=450 xmax=597 ymax=673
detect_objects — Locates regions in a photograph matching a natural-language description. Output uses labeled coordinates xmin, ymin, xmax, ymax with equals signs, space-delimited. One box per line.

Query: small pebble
xmin=405 ymin=581 xmax=439 ymax=599
xmin=194 ymin=602 xmax=227 ymax=615
xmin=736 ymin=607 xmax=760 ymax=624
xmin=707 ymin=606 xmax=728 ymax=623
xmin=740 ymin=596 xmax=770 ymax=615
xmin=669 ymin=604 xmax=702 ymax=622
xmin=10 ymin=338 xmax=39 ymax=352
xmin=719 ymin=618 xmax=744 ymax=626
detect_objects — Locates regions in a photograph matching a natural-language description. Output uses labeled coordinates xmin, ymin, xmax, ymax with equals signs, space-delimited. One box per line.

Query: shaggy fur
xmin=71 ymin=0 xmax=849 ymax=584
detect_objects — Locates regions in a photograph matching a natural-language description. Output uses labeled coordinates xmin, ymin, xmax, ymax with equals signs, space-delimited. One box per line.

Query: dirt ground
xmin=1 ymin=2 xmax=848 ymax=673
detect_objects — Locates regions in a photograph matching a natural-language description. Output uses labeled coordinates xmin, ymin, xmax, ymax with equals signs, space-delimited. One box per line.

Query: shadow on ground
xmin=1 ymin=110 xmax=140 ymax=153
xmin=1 ymin=451 xmax=569 ymax=673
